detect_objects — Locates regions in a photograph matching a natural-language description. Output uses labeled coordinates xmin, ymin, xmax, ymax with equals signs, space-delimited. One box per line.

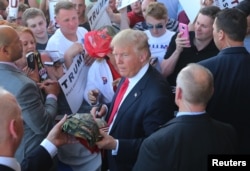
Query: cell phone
xmin=178 ymin=23 xmax=189 ymax=39
xmin=26 ymin=52 xmax=36 ymax=70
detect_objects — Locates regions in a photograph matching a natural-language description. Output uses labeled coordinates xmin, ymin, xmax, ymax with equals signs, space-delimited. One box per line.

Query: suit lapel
xmin=110 ymin=67 xmax=152 ymax=132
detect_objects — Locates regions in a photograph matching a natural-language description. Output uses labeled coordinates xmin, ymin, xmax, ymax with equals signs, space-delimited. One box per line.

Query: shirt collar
xmin=0 ymin=62 xmax=18 ymax=69
xmin=128 ymin=63 xmax=149 ymax=86
xmin=0 ymin=157 xmax=21 ymax=171
xmin=176 ymin=111 xmax=206 ymax=117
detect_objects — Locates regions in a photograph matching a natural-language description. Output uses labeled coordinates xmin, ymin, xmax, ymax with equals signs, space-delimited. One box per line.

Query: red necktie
xmin=108 ymin=78 xmax=129 ymax=125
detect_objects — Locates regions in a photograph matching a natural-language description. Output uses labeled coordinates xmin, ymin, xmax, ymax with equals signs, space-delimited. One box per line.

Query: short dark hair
xmin=215 ymin=8 xmax=247 ymax=41
xmin=199 ymin=5 xmax=221 ymax=21
xmin=55 ymin=1 xmax=75 ymax=15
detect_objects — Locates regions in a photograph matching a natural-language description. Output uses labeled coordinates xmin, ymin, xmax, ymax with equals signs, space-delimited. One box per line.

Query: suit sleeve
xmin=21 ymin=146 xmax=53 ymax=171
xmin=17 ymin=82 xmax=57 ymax=135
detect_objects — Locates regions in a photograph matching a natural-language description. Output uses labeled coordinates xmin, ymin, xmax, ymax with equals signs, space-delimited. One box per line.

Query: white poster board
xmin=179 ymin=0 xmax=201 ymax=23
xmin=58 ymin=53 xmax=89 ymax=113
xmin=116 ymin=0 xmax=137 ymax=10
xmin=180 ymin=0 xmax=244 ymax=24
xmin=87 ymin=0 xmax=111 ymax=30
xmin=213 ymin=0 xmax=243 ymax=9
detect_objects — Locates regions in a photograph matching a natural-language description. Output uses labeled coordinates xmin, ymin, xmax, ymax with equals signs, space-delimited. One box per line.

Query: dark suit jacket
xmin=21 ymin=146 xmax=53 ymax=171
xmin=0 ymin=165 xmax=15 ymax=171
xmin=0 ymin=146 xmax=53 ymax=171
xmin=133 ymin=114 xmax=238 ymax=171
xmin=105 ymin=66 xmax=175 ymax=171
xmin=199 ymin=47 xmax=250 ymax=153
xmin=0 ymin=63 xmax=57 ymax=162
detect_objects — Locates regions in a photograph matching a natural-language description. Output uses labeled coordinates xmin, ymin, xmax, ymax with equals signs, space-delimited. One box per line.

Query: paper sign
xmin=213 ymin=0 xmax=243 ymax=9
xmin=117 ymin=0 xmax=138 ymax=10
xmin=58 ymin=53 xmax=89 ymax=113
xmin=87 ymin=0 xmax=112 ymax=30
xmin=179 ymin=0 xmax=201 ymax=23
xmin=8 ymin=0 xmax=19 ymax=19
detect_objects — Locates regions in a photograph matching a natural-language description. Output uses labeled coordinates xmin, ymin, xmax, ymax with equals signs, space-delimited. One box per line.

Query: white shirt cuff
xmin=46 ymin=94 xmax=57 ymax=101
xmin=40 ymin=138 xmax=58 ymax=158
xmin=112 ymin=139 xmax=119 ymax=155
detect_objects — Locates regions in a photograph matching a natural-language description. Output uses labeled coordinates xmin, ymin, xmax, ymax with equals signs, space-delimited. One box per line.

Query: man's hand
xmin=95 ymin=129 xmax=117 ymax=150
xmin=46 ymin=115 xmax=77 ymax=147
xmin=88 ymin=89 xmax=99 ymax=105
xmin=175 ymin=32 xmax=191 ymax=53
xmin=37 ymin=79 xmax=60 ymax=96
xmin=64 ymin=42 xmax=85 ymax=68
xmin=84 ymin=54 xmax=95 ymax=66
xmin=90 ymin=104 xmax=107 ymax=118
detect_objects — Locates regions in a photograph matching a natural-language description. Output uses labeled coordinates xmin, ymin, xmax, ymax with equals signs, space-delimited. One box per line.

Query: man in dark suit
xmin=92 ymin=29 xmax=175 ymax=171
xmin=199 ymin=8 xmax=250 ymax=154
xmin=0 ymin=87 xmax=75 ymax=171
xmin=133 ymin=63 xmax=238 ymax=171
xmin=0 ymin=25 xmax=60 ymax=162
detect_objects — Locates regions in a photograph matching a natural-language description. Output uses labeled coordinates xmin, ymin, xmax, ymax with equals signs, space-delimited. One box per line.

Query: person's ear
xmin=175 ymin=87 xmax=182 ymax=101
xmin=140 ymin=50 xmax=148 ymax=62
xmin=9 ymin=119 xmax=18 ymax=139
xmin=218 ymin=29 xmax=224 ymax=41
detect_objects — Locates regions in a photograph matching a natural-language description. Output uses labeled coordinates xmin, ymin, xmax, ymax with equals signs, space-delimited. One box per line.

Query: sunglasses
xmin=146 ymin=23 xmax=164 ymax=30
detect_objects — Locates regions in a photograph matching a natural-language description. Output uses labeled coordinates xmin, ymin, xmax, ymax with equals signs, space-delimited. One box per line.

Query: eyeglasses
xmin=146 ymin=23 xmax=164 ymax=30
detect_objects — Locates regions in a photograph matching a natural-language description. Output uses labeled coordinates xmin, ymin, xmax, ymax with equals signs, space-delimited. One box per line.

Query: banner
xmin=179 ymin=0 xmax=200 ymax=23
xmin=116 ymin=0 xmax=137 ymax=10
xmin=213 ymin=0 xmax=243 ymax=9
xmin=58 ymin=53 xmax=89 ymax=113
xmin=87 ymin=0 xmax=111 ymax=30
xmin=8 ymin=0 xmax=19 ymax=19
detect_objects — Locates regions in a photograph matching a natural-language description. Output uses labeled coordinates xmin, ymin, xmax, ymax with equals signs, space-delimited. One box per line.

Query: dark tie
xmin=108 ymin=78 xmax=129 ymax=126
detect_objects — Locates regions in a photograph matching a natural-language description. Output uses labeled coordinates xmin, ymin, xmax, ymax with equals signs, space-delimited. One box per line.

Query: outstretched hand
xmin=46 ymin=114 xmax=78 ymax=147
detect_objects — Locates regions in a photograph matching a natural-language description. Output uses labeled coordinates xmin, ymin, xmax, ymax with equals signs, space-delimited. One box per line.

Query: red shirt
xmin=127 ymin=11 xmax=144 ymax=28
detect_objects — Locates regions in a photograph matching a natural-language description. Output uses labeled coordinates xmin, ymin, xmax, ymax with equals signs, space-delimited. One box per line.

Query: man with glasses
xmin=133 ymin=0 xmax=178 ymax=32
xmin=161 ymin=6 xmax=220 ymax=88
xmin=143 ymin=2 xmax=175 ymax=72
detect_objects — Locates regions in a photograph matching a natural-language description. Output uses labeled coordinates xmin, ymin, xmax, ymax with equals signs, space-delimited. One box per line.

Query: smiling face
xmin=20 ymin=31 xmax=36 ymax=56
xmin=26 ymin=15 xmax=47 ymax=41
xmin=194 ymin=13 xmax=214 ymax=41
xmin=56 ymin=8 xmax=79 ymax=37
xmin=15 ymin=31 xmax=36 ymax=69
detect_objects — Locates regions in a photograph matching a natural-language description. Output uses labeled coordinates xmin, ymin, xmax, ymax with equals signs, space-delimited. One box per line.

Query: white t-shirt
xmin=46 ymin=27 xmax=88 ymax=58
xmin=84 ymin=59 xmax=115 ymax=105
xmin=144 ymin=29 xmax=175 ymax=72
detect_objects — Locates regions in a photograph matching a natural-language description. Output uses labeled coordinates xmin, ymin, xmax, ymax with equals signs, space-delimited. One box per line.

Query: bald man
xmin=133 ymin=63 xmax=238 ymax=171
xmin=0 ymin=25 xmax=60 ymax=162
xmin=0 ymin=87 xmax=74 ymax=171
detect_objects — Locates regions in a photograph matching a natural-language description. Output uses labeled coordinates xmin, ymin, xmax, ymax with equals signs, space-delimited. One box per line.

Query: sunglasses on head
xmin=146 ymin=23 xmax=164 ymax=30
